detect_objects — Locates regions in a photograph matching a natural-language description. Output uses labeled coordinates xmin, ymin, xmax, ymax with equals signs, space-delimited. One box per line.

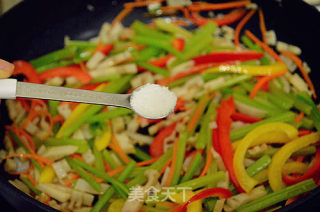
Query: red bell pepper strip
xmin=192 ymin=51 xmax=263 ymax=65
xmin=212 ymin=128 xmax=220 ymax=154
xmin=95 ymin=44 xmax=114 ymax=55
xmin=172 ymin=38 xmax=185 ymax=52
xmin=231 ymin=112 xmax=261 ymax=123
xmin=283 ymin=148 xmax=320 ymax=185
xmin=216 ymin=97 xmax=244 ymax=192
xmin=39 ymin=65 xmax=92 ymax=84
xmin=149 ymin=55 xmax=173 ymax=68
xmin=12 ymin=60 xmax=41 ymax=83
xmin=298 ymin=130 xmax=312 ymax=137
xmin=158 ymin=62 xmax=235 ymax=86
xmin=149 ymin=122 xmax=177 ymax=158
xmin=170 ymin=187 xmax=232 ymax=212
xmin=190 ymin=8 xmax=247 ymax=26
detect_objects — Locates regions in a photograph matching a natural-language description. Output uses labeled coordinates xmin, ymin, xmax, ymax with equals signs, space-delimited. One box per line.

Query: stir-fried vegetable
xmin=2 ymin=1 xmax=320 ymax=212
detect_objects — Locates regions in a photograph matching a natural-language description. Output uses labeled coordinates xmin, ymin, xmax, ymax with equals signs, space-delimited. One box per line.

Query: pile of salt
xmin=130 ymin=83 xmax=177 ymax=119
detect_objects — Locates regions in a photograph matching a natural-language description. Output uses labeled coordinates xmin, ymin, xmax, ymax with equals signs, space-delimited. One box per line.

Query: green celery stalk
xmin=88 ymin=108 xmax=133 ymax=123
xmin=210 ymin=75 xmax=251 ymax=92
xmin=170 ymin=131 xmax=188 ymax=186
xmin=240 ymin=35 xmax=270 ymax=65
xmin=48 ymin=100 xmax=60 ymax=117
xmin=90 ymin=74 xmax=121 ymax=83
xmin=21 ymin=177 xmax=41 ymax=195
xmin=30 ymin=47 xmax=75 ymax=68
xmin=91 ymin=160 xmax=136 ymax=212
xmin=61 ymin=75 xmax=133 ymax=137
xmin=66 ymin=157 xmax=101 ymax=192
xmin=44 ymin=138 xmax=89 ymax=154
xmin=127 ymin=149 xmax=173 ymax=187
xmin=93 ymin=146 xmax=104 ymax=172
xmin=230 ymin=112 xmax=296 ymax=141
xmin=131 ymin=20 xmax=173 ymax=41
xmin=102 ymin=150 xmax=119 ymax=170
xmin=238 ymin=179 xmax=317 ymax=212
xmin=132 ymin=35 xmax=183 ymax=59
xmin=182 ymin=34 xmax=213 ymax=61
xmin=202 ymin=73 xmax=225 ymax=82
xmin=296 ymin=93 xmax=320 ymax=132
xmin=180 ymin=152 xmax=203 ymax=183
xmin=195 ymin=101 xmax=217 ymax=149
xmin=233 ymin=93 xmax=283 ymax=116
xmin=300 ymin=117 xmax=314 ymax=129
xmin=246 ymin=155 xmax=271 ymax=177
xmin=136 ymin=61 xmax=169 ymax=77
xmin=136 ymin=47 xmax=162 ymax=61
xmin=154 ymin=18 xmax=193 ymax=40
xmin=134 ymin=147 xmax=153 ymax=161
xmin=176 ymin=171 xmax=225 ymax=190
xmin=74 ymin=47 xmax=95 ymax=63
xmin=72 ymin=158 xmax=129 ymax=198
xmin=168 ymin=75 xmax=197 ymax=89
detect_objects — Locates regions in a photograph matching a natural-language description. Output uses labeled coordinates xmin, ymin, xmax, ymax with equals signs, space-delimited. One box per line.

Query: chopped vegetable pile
xmin=1 ymin=0 xmax=320 ymax=212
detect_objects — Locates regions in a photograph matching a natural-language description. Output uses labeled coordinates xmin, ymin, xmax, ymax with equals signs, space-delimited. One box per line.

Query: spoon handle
xmin=0 ymin=79 xmax=131 ymax=108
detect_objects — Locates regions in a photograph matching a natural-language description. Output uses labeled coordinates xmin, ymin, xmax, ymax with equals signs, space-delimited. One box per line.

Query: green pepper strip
xmin=238 ymin=179 xmax=317 ymax=212
xmin=134 ymin=147 xmax=153 ymax=161
xmin=102 ymin=150 xmax=119 ymax=170
xmin=66 ymin=157 xmax=101 ymax=192
xmin=246 ymin=155 xmax=272 ymax=177
xmin=180 ymin=152 xmax=203 ymax=183
xmin=30 ymin=47 xmax=75 ymax=69
xmin=91 ymin=160 xmax=136 ymax=212
xmin=8 ymin=131 xmax=42 ymax=172
xmin=44 ymin=138 xmax=89 ymax=154
xmin=61 ymin=75 xmax=133 ymax=137
xmin=21 ymin=177 xmax=41 ymax=195
xmin=230 ymin=112 xmax=297 ymax=141
xmin=72 ymin=158 xmax=129 ymax=198
xmin=195 ymin=101 xmax=217 ymax=149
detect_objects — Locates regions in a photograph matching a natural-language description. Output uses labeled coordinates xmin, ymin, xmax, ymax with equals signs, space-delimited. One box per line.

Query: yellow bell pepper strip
xmin=56 ymin=83 xmax=107 ymax=138
xmin=170 ymin=190 xmax=202 ymax=212
xmin=282 ymin=161 xmax=308 ymax=175
xmin=94 ymin=126 xmax=112 ymax=151
xmin=204 ymin=62 xmax=288 ymax=76
xmin=107 ymin=199 xmax=125 ymax=212
xmin=268 ymin=132 xmax=320 ymax=191
xmin=233 ymin=122 xmax=298 ymax=193
xmin=39 ymin=166 xmax=56 ymax=183
xmin=232 ymin=129 xmax=296 ymax=150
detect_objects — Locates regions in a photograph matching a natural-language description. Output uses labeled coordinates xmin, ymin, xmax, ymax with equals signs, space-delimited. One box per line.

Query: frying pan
xmin=0 ymin=0 xmax=320 ymax=211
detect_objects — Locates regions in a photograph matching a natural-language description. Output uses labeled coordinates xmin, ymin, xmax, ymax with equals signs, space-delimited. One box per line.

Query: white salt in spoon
xmin=0 ymin=79 xmax=177 ymax=119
